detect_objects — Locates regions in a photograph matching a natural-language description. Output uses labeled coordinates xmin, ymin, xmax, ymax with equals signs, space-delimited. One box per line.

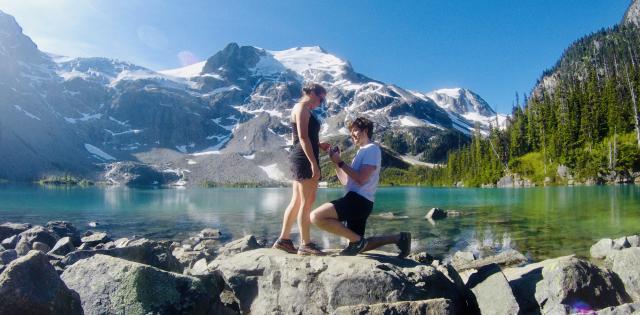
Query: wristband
xmin=337 ymin=161 xmax=345 ymax=169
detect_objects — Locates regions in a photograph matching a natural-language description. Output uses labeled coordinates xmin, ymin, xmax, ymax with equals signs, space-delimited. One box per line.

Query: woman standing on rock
xmin=273 ymin=82 xmax=329 ymax=256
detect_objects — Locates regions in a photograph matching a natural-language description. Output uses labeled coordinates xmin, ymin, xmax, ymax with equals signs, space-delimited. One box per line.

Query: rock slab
xmin=333 ymin=298 xmax=456 ymax=315
xmin=61 ymin=254 xmax=220 ymax=315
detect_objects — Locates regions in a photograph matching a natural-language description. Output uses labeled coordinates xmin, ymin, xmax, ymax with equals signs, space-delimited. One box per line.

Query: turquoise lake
xmin=0 ymin=184 xmax=638 ymax=260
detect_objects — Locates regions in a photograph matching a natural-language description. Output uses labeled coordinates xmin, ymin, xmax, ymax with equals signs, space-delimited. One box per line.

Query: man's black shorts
xmin=330 ymin=191 xmax=374 ymax=237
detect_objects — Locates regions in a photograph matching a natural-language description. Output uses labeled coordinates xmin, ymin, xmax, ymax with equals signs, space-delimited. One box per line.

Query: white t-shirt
xmin=346 ymin=143 xmax=381 ymax=202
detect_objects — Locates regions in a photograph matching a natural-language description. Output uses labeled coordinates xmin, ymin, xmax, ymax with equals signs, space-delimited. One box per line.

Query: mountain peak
xmin=624 ymin=0 xmax=640 ymax=27
xmin=0 ymin=10 xmax=48 ymax=65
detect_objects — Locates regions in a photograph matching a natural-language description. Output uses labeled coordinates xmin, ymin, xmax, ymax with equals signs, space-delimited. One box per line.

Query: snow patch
xmin=159 ymin=61 xmax=206 ymax=78
xmin=84 ymin=143 xmax=115 ymax=160
xmin=13 ymin=105 xmax=41 ymax=121
xmin=259 ymin=163 xmax=286 ymax=181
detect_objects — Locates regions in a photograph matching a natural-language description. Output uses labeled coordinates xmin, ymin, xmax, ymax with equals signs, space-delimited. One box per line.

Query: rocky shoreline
xmin=0 ymin=221 xmax=639 ymax=314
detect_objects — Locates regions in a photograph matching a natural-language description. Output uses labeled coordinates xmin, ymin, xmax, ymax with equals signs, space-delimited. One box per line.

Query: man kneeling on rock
xmin=310 ymin=117 xmax=411 ymax=257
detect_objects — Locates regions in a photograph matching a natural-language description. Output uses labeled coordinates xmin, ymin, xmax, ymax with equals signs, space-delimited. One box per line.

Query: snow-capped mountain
xmin=424 ymin=88 xmax=508 ymax=132
xmin=0 ymin=10 xmax=505 ymax=184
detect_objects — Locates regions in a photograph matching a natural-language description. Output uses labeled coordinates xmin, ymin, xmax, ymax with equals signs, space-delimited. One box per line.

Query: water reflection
xmin=0 ymin=184 xmax=639 ymax=260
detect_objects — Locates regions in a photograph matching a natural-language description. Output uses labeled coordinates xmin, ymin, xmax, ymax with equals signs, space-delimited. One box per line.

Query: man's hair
xmin=349 ymin=116 xmax=374 ymax=138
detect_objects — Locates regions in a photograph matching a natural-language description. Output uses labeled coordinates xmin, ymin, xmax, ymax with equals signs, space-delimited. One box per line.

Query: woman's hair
xmin=349 ymin=116 xmax=374 ymax=138
xmin=302 ymin=82 xmax=326 ymax=96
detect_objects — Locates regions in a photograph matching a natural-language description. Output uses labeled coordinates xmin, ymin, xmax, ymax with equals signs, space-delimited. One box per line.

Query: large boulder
xmin=211 ymin=248 xmax=464 ymax=315
xmin=215 ymin=234 xmax=262 ymax=259
xmin=0 ymin=251 xmax=82 ymax=315
xmin=0 ymin=249 xmax=17 ymax=265
xmin=61 ymin=254 xmax=223 ymax=315
xmin=607 ymin=247 xmax=640 ymax=302
xmin=333 ymin=298 xmax=456 ymax=315
xmin=1 ymin=234 xmax=18 ymax=249
xmin=0 ymin=222 xmax=31 ymax=241
xmin=465 ymin=264 xmax=519 ymax=315
xmin=534 ymin=256 xmax=631 ymax=313
xmin=62 ymin=238 xmax=182 ymax=272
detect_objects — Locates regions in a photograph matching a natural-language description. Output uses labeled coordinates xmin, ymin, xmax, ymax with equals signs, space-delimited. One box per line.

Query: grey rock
xmin=497 ymin=175 xmax=515 ymax=188
xmin=0 ymin=251 xmax=82 ymax=315
xmin=172 ymin=247 xmax=207 ymax=269
xmin=333 ymin=298 xmax=456 ymax=315
xmin=627 ymin=235 xmax=640 ymax=248
xmin=614 ymin=236 xmax=632 ymax=250
xmin=215 ymin=234 xmax=262 ymax=259
xmin=607 ymin=247 xmax=640 ymax=302
xmin=596 ymin=302 xmax=640 ymax=315
xmin=187 ymin=258 xmax=209 ymax=276
xmin=87 ymin=221 xmax=99 ymax=228
xmin=193 ymin=239 xmax=219 ymax=255
xmin=104 ymin=161 xmax=181 ymax=187
xmin=114 ymin=237 xmax=132 ymax=248
xmin=17 ymin=225 xmax=59 ymax=248
xmin=1 ymin=235 xmax=18 ymax=249
xmin=451 ymin=251 xmax=475 ymax=267
xmin=62 ymin=238 xmax=182 ymax=272
xmin=14 ymin=238 xmax=31 ymax=256
xmin=557 ymin=165 xmax=570 ymax=178
xmin=534 ymin=256 xmax=631 ymax=314
xmin=45 ymin=221 xmax=81 ymax=246
xmin=0 ymin=249 xmax=18 ymax=265
xmin=465 ymin=264 xmax=519 ymax=315
xmin=31 ymin=241 xmax=50 ymax=252
xmin=211 ymin=248 xmax=464 ymax=315
xmin=425 ymin=207 xmax=447 ymax=220
xmin=80 ymin=231 xmax=110 ymax=247
xmin=592 ymin=238 xmax=615 ymax=259
xmin=49 ymin=236 xmax=76 ymax=256
xmin=453 ymin=249 xmax=528 ymax=271
xmin=0 ymin=222 xmax=31 ymax=240
xmin=61 ymin=254 xmax=222 ymax=315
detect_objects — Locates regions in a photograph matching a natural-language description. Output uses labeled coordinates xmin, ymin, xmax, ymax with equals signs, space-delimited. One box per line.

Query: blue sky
xmin=0 ymin=0 xmax=631 ymax=113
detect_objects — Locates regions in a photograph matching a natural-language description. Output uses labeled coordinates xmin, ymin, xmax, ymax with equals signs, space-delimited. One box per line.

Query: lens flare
xmin=177 ymin=50 xmax=200 ymax=66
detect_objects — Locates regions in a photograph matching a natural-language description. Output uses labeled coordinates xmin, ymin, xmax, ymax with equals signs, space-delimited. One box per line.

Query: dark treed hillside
xmin=426 ymin=11 xmax=640 ymax=187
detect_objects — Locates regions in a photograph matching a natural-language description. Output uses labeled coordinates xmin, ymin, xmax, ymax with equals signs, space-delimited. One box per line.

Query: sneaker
xmin=397 ymin=232 xmax=411 ymax=258
xmin=297 ymin=242 xmax=326 ymax=256
xmin=272 ymin=238 xmax=297 ymax=254
xmin=339 ymin=237 xmax=368 ymax=256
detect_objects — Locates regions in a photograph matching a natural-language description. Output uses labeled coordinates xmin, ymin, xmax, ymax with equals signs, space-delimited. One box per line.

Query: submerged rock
xmin=61 ymin=254 xmax=222 ymax=315
xmin=211 ymin=248 xmax=464 ymax=314
xmin=425 ymin=207 xmax=447 ymax=220
xmin=0 ymin=251 xmax=82 ymax=315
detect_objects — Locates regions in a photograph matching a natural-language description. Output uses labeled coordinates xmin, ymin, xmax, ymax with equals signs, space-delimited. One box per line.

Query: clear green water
xmin=0 ymin=184 xmax=638 ymax=260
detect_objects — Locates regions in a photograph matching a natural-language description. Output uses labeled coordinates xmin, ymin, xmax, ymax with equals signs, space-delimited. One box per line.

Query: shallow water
xmin=0 ymin=184 xmax=638 ymax=260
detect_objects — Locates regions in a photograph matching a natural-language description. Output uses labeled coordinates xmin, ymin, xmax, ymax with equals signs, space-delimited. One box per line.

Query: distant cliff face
xmin=624 ymin=0 xmax=640 ymax=27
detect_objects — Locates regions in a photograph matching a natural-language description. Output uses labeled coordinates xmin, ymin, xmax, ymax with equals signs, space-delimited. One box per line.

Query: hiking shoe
xmin=339 ymin=237 xmax=368 ymax=256
xmin=272 ymin=238 xmax=297 ymax=254
xmin=297 ymin=242 xmax=326 ymax=256
xmin=397 ymin=232 xmax=411 ymax=258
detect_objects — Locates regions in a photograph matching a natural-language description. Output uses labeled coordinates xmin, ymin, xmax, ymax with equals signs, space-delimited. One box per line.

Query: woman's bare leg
xmin=297 ymin=178 xmax=318 ymax=245
xmin=278 ymin=182 xmax=301 ymax=240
